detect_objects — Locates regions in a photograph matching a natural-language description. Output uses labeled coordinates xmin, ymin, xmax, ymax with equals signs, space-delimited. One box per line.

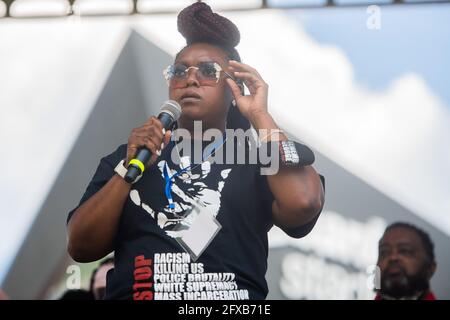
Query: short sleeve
xmin=67 ymin=144 xmax=127 ymax=224
xmin=274 ymin=174 xmax=325 ymax=239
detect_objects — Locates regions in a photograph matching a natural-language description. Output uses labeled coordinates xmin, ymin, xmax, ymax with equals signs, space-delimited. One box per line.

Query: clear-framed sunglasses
xmin=163 ymin=61 xmax=242 ymax=90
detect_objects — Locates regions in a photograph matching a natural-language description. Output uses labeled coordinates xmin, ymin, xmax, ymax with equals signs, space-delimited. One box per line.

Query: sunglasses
xmin=163 ymin=61 xmax=243 ymax=91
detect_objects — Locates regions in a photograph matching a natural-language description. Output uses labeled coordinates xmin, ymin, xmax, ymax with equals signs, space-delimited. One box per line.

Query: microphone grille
xmin=161 ymin=100 xmax=182 ymax=121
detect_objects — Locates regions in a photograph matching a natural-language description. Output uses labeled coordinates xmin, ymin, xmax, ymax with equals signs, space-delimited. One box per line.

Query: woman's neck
xmin=177 ymin=120 xmax=225 ymax=140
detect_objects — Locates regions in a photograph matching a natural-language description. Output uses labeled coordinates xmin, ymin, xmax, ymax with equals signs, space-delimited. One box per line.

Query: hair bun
xmin=177 ymin=2 xmax=240 ymax=48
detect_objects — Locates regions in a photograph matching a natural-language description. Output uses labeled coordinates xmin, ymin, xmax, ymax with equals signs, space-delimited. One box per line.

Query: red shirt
xmin=375 ymin=291 xmax=437 ymax=300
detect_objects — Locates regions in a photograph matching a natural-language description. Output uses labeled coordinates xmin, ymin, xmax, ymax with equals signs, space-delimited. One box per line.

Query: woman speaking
xmin=67 ymin=1 xmax=325 ymax=300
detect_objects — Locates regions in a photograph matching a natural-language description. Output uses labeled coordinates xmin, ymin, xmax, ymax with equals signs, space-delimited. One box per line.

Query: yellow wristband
xmin=129 ymin=159 xmax=145 ymax=174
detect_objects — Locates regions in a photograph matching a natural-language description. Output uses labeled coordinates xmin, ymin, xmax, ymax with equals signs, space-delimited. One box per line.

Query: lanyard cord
xmin=163 ymin=134 xmax=228 ymax=210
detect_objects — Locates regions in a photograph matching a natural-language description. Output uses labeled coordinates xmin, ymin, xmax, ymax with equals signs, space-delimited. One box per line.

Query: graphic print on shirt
xmin=132 ymin=252 xmax=250 ymax=300
xmin=129 ymin=157 xmax=232 ymax=239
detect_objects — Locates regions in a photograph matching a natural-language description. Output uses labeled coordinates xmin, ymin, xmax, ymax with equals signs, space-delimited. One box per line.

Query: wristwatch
xmin=114 ymin=159 xmax=142 ymax=184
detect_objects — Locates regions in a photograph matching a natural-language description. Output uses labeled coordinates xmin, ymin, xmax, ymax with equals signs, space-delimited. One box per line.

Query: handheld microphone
xmin=124 ymin=100 xmax=182 ymax=183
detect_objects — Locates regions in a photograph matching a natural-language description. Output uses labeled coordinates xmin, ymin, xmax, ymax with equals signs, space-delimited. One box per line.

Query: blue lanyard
xmin=163 ymin=135 xmax=226 ymax=210
xmin=163 ymin=162 xmax=190 ymax=210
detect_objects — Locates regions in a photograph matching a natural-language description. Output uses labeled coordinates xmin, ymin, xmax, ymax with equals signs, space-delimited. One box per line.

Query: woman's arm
xmin=67 ymin=117 xmax=171 ymax=262
xmin=226 ymin=60 xmax=325 ymax=229
xmin=67 ymin=175 xmax=131 ymax=262
xmin=251 ymin=112 xmax=325 ymax=228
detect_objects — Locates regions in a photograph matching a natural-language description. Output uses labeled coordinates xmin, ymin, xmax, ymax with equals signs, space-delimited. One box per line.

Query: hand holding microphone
xmin=124 ymin=100 xmax=181 ymax=183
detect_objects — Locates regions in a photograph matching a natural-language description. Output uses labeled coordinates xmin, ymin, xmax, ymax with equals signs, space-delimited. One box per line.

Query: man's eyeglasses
xmin=163 ymin=61 xmax=241 ymax=89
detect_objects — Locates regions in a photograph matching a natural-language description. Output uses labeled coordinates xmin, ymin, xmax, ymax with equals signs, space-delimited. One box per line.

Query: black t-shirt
xmin=68 ymin=139 xmax=324 ymax=300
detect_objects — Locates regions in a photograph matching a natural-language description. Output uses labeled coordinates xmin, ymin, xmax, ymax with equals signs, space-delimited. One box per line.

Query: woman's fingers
xmin=229 ymin=60 xmax=263 ymax=79
xmin=127 ymin=117 xmax=168 ymax=167
xmin=163 ymin=130 xmax=172 ymax=150
xmin=227 ymin=60 xmax=269 ymax=116
xmin=233 ymin=71 xmax=266 ymax=93
xmin=226 ymin=78 xmax=244 ymax=100
xmin=228 ymin=61 xmax=267 ymax=95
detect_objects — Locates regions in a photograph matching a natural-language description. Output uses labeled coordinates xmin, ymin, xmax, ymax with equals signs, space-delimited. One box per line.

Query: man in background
xmin=0 ymin=289 xmax=9 ymax=300
xmin=376 ymin=222 xmax=437 ymax=300
xmin=90 ymin=257 xmax=114 ymax=300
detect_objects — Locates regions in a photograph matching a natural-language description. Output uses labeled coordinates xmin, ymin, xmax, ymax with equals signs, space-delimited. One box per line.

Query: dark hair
xmin=384 ymin=222 xmax=435 ymax=264
xmin=89 ymin=257 xmax=114 ymax=293
xmin=176 ymin=1 xmax=250 ymax=131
